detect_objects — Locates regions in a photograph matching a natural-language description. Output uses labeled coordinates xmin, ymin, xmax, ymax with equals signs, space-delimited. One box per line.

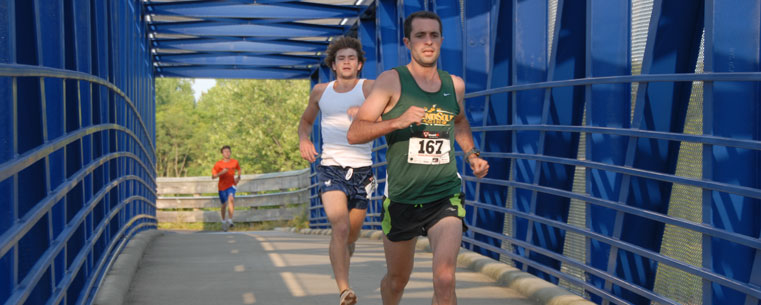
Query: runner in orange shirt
xmin=212 ymin=145 xmax=241 ymax=231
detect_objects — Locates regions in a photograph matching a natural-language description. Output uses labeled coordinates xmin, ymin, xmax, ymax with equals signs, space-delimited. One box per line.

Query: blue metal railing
xmin=307 ymin=1 xmax=761 ymax=304
xmin=457 ymin=72 xmax=761 ymax=305
xmin=0 ymin=1 xmax=156 ymax=305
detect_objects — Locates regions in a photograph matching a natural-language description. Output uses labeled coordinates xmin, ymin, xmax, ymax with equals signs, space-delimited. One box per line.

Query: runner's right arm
xmin=347 ymin=70 xmax=425 ymax=144
xmin=298 ymin=83 xmax=327 ymax=163
xmin=211 ymin=166 xmax=228 ymax=179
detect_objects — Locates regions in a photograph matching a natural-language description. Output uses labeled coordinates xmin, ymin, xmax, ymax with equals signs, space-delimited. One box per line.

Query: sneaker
xmin=228 ymin=219 xmax=234 ymax=228
xmin=339 ymin=288 xmax=357 ymax=305
xmin=222 ymin=221 xmax=229 ymax=232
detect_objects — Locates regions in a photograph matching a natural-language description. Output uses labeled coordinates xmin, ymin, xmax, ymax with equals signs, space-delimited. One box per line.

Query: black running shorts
xmin=380 ymin=193 xmax=467 ymax=242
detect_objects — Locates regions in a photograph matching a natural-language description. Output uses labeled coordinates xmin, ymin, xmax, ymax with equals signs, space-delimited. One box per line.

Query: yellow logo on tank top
xmin=422 ymin=105 xmax=455 ymax=126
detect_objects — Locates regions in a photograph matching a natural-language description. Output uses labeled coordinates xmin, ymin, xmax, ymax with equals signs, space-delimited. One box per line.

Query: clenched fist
xmin=393 ymin=106 xmax=426 ymax=129
xmin=468 ymin=156 xmax=489 ymax=178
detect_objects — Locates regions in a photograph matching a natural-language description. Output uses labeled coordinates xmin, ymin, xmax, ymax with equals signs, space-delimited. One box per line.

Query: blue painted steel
xmin=471 ymin=124 xmax=761 ymax=153
xmin=308 ymin=72 xmax=323 ymax=229
xmin=522 ymin=0 xmax=585 ymax=283
xmin=358 ymin=12 xmax=387 ymax=229
xmin=510 ymin=0 xmax=547 ymax=275
xmin=152 ymin=21 xmax=346 ymax=38
xmin=434 ymin=0 xmax=463 ymax=77
xmin=462 ymin=0 xmax=501 ymax=259
xmin=376 ymin=0 xmax=401 ymax=71
xmin=147 ymin=1 xmax=358 ymax=19
xmin=0 ymin=0 xmax=156 ymax=304
xmin=157 ymin=53 xmax=319 ymax=67
xmin=154 ymin=38 xmax=327 ymax=54
xmin=585 ymin=0 xmax=630 ymax=302
xmin=465 ymin=72 xmax=761 ymax=97
xmin=146 ymin=1 xmax=366 ymax=79
xmin=307 ymin=63 xmax=335 ymax=229
xmin=597 ymin=1 xmax=704 ymax=303
xmin=359 ymin=15 xmax=378 ymax=79
xmin=472 ymin=0 xmax=513 ymax=262
xmin=287 ymin=1 xmax=761 ymax=304
xmin=704 ymin=1 xmax=761 ymax=305
xmin=157 ymin=66 xmax=312 ymax=79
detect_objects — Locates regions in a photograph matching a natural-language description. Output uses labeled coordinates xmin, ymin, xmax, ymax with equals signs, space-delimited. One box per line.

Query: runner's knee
xmin=432 ymin=271 xmax=455 ymax=291
xmin=331 ymin=221 xmax=350 ymax=239
xmin=384 ymin=273 xmax=410 ymax=292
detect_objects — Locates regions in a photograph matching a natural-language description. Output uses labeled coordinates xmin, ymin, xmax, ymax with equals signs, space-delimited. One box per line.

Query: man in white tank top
xmin=297 ymin=36 xmax=375 ymax=305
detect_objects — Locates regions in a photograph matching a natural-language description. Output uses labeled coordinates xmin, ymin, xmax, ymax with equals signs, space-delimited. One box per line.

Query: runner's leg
xmin=348 ymin=208 xmax=366 ymax=244
xmin=227 ymin=194 xmax=235 ymax=222
xmin=427 ymin=217 xmax=462 ymax=305
xmin=322 ymin=190 xmax=352 ymax=293
xmin=380 ymin=235 xmax=417 ymax=305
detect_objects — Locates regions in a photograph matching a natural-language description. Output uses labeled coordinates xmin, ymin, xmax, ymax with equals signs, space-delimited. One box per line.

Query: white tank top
xmin=318 ymin=79 xmax=373 ymax=167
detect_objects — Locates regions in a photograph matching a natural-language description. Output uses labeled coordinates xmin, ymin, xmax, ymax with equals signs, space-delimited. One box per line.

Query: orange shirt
xmin=212 ymin=159 xmax=240 ymax=191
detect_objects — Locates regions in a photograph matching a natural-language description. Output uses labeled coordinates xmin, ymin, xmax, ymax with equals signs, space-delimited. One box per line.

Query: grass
xmin=157 ymin=211 xmax=310 ymax=232
xmin=157 ymin=221 xmax=291 ymax=231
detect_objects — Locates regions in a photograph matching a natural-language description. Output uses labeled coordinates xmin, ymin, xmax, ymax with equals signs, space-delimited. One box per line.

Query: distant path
xmin=126 ymin=230 xmax=536 ymax=305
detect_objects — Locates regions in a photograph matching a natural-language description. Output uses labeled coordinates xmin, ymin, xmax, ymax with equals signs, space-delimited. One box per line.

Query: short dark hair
xmin=324 ymin=36 xmax=365 ymax=74
xmin=220 ymin=145 xmax=231 ymax=153
xmin=404 ymin=11 xmax=442 ymax=39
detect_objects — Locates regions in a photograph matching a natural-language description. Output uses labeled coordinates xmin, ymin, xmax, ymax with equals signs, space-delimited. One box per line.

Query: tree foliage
xmin=155 ymin=78 xmax=201 ymax=177
xmin=154 ymin=78 xmax=311 ymax=177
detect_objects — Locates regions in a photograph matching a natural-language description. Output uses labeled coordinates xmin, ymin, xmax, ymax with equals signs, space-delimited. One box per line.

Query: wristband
xmin=464 ymin=148 xmax=481 ymax=165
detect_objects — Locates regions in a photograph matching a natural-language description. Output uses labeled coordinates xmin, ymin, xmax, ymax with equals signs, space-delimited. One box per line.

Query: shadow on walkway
xmin=127 ymin=230 xmax=536 ymax=305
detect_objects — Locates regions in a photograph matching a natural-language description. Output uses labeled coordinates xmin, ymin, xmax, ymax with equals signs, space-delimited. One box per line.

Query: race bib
xmin=408 ymin=131 xmax=450 ymax=165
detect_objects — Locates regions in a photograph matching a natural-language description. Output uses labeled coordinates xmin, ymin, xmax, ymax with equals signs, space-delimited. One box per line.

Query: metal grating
xmin=145 ymin=0 xmax=365 ymax=79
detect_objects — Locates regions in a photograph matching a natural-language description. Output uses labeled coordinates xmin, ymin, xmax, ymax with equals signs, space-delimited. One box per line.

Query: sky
xmin=191 ymin=79 xmax=217 ymax=101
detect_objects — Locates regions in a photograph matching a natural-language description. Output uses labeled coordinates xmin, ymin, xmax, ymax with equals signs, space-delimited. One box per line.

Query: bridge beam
xmin=704 ymin=1 xmax=761 ymax=305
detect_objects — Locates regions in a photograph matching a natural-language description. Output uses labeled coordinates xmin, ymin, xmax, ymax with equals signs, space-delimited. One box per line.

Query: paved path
xmin=126 ymin=230 xmax=536 ymax=305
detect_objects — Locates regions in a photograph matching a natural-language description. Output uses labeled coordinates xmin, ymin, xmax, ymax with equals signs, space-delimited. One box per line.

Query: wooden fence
xmin=156 ymin=169 xmax=310 ymax=223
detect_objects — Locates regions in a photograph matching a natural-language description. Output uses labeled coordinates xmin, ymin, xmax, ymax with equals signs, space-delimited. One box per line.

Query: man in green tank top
xmin=347 ymin=10 xmax=489 ymax=305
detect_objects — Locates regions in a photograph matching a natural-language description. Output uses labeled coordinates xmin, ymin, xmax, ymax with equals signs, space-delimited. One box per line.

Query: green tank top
xmin=381 ymin=66 xmax=461 ymax=204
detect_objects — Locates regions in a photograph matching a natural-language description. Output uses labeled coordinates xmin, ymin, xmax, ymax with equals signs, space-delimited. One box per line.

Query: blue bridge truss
xmin=0 ymin=1 xmax=759 ymax=305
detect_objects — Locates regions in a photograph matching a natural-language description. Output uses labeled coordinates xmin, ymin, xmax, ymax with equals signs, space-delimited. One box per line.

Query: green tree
xmin=185 ymin=79 xmax=311 ymax=176
xmin=155 ymin=78 xmax=203 ymax=177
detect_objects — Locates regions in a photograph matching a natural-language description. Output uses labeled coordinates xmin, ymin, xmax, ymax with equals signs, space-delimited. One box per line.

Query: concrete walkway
xmin=126 ymin=230 xmax=536 ymax=305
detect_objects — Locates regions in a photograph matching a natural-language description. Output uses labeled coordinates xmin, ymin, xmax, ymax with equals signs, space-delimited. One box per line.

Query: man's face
xmin=404 ymin=18 xmax=442 ymax=68
xmin=332 ymin=48 xmax=362 ymax=79
xmin=222 ymin=148 xmax=231 ymax=159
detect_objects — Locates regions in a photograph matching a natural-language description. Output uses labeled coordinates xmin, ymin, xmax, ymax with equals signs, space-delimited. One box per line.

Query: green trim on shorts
xmin=382 ymin=197 xmax=392 ymax=235
xmin=450 ymin=193 xmax=465 ymax=218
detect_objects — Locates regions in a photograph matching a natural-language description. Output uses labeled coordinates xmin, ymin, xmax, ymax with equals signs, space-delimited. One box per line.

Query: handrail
xmin=0 ymin=124 xmax=156 ymax=182
xmin=75 ymin=214 xmax=156 ymax=305
xmin=0 ymin=152 xmax=155 ymax=258
xmin=0 ymin=63 xmax=156 ymax=156
xmin=84 ymin=222 xmax=155 ymax=305
xmin=462 ymin=175 xmax=761 ymax=250
xmin=461 ymin=236 xmax=635 ymax=305
xmin=470 ymin=124 xmax=761 ymax=151
xmin=48 ymin=215 xmax=156 ymax=305
xmin=463 ymin=71 xmax=761 ymax=99
xmin=476 ymin=151 xmax=761 ymax=201
xmin=5 ymin=199 xmax=156 ymax=305
xmin=464 ymin=201 xmax=761 ymax=300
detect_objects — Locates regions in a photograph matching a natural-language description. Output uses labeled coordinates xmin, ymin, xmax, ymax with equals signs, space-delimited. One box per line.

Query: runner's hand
xmin=219 ymin=168 xmax=229 ymax=175
xmin=469 ymin=156 xmax=489 ymax=178
xmin=300 ymin=138 xmax=319 ymax=163
xmin=393 ymin=106 xmax=426 ymax=129
xmin=347 ymin=106 xmax=360 ymax=119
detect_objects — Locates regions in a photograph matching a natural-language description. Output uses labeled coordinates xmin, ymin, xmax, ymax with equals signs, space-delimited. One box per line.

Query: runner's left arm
xmin=451 ymin=75 xmax=489 ymax=178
